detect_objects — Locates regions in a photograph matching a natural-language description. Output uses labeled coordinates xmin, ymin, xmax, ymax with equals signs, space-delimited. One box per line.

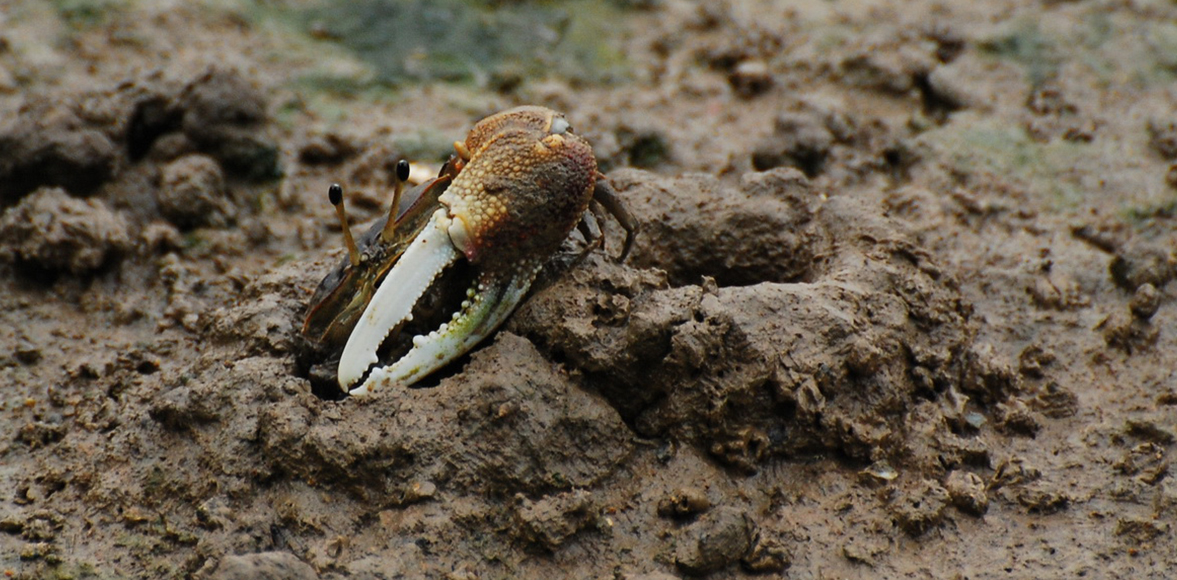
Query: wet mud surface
xmin=2 ymin=1 xmax=1177 ymax=578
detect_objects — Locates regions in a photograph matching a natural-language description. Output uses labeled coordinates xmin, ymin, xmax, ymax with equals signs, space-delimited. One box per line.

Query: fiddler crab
xmin=302 ymin=106 xmax=637 ymax=397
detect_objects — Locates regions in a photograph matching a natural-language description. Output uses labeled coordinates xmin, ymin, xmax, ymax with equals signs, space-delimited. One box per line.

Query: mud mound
xmin=260 ymin=332 xmax=634 ymax=500
xmin=0 ymin=187 xmax=131 ymax=275
xmin=514 ymin=168 xmax=986 ymax=475
xmin=0 ymin=67 xmax=279 ymax=276
xmin=616 ymin=167 xmax=817 ymax=287
xmin=48 ymin=166 xmax=995 ymax=578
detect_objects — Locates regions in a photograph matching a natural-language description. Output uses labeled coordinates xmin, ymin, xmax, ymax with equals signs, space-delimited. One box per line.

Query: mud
xmin=3 ymin=1 xmax=1177 ymax=579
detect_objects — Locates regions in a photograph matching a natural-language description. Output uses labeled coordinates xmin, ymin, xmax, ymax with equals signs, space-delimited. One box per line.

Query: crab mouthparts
xmin=336 ymin=208 xmax=536 ymax=396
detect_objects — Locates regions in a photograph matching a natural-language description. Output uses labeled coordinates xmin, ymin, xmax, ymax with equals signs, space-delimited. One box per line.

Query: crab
xmin=302 ymin=106 xmax=637 ymax=396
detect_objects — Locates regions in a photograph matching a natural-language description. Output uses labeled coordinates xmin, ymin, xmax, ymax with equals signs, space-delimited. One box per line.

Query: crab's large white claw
xmin=337 ymin=208 xmax=460 ymax=390
xmin=338 ymin=206 xmax=542 ymax=397
xmin=351 ymin=266 xmax=538 ymax=396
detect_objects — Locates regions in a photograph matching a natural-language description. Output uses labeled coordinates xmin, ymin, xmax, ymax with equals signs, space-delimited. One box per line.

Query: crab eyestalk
xmin=329 ymin=184 xmax=361 ymax=267
xmin=381 ymin=160 xmax=411 ymax=241
xmin=302 ymin=160 xmax=456 ymax=351
xmin=337 ymin=106 xmax=599 ymax=395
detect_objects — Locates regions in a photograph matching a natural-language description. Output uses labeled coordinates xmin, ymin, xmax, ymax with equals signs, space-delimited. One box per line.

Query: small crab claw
xmin=337 ymin=106 xmax=599 ymax=395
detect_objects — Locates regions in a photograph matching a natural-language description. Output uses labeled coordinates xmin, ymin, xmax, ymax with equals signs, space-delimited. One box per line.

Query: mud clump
xmin=0 ymin=105 xmax=119 ymax=203
xmin=657 ymin=487 xmax=711 ymax=519
xmin=1109 ymin=240 xmax=1176 ymax=291
xmin=515 ymin=169 xmax=980 ymax=475
xmin=1130 ymin=283 xmax=1161 ymax=320
xmin=514 ymin=489 xmax=598 ymax=551
xmin=1099 ymin=307 xmax=1160 ymax=354
xmin=210 ymin=552 xmax=318 ymax=580
xmin=751 ymin=113 xmax=834 ymax=176
xmin=1147 ymin=118 xmax=1177 ymax=160
xmin=158 ymin=154 xmax=233 ymax=229
xmin=0 ymin=67 xmax=278 ymax=236
xmin=591 ymin=117 xmax=674 ymax=171
xmin=0 ymin=186 xmax=131 ymax=275
xmin=944 ymin=470 xmax=989 ymax=516
xmin=612 ymin=167 xmax=818 ymax=287
xmin=260 ymin=332 xmax=634 ymax=500
xmin=888 ymin=479 xmax=950 ymax=536
xmin=178 ymin=68 xmax=280 ymax=181
xmin=673 ymin=507 xmax=756 ymax=575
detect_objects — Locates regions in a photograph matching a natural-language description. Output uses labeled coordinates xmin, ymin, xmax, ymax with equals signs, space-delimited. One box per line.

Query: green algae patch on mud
xmin=49 ymin=0 xmax=128 ymax=30
xmin=978 ymin=11 xmax=1177 ymax=88
xmin=919 ymin=115 xmax=1100 ymax=208
xmin=301 ymin=0 xmax=632 ymax=87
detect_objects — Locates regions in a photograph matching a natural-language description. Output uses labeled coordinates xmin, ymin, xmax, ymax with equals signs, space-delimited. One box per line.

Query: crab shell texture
xmin=443 ymin=106 xmax=596 ymax=269
xmin=337 ymin=106 xmax=598 ymax=396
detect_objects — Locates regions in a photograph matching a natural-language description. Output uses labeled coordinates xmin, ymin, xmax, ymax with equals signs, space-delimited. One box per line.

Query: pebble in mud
xmin=888 ymin=479 xmax=949 ymax=536
xmin=728 ymin=59 xmax=774 ymax=98
xmin=674 ymin=507 xmax=755 ymax=576
xmin=1109 ymin=241 xmax=1176 ymax=291
xmin=657 ymin=487 xmax=711 ymax=519
xmin=0 ymin=186 xmax=131 ymax=275
xmin=157 ymin=154 xmax=233 ymax=229
xmin=944 ymin=470 xmax=989 ymax=516
xmin=514 ymin=490 xmax=598 ymax=551
xmin=211 ymin=552 xmax=317 ymax=580
xmin=1130 ymin=283 xmax=1160 ymax=320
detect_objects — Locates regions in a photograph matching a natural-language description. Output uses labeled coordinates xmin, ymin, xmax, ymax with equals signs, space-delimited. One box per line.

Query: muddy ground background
xmin=2 ymin=0 xmax=1177 ymax=578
